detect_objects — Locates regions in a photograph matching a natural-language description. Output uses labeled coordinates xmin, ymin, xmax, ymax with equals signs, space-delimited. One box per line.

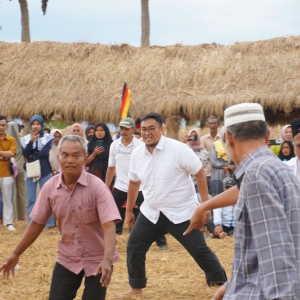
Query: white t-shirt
xmin=128 ymin=136 xmax=203 ymax=224
xmin=108 ymin=136 xmax=142 ymax=192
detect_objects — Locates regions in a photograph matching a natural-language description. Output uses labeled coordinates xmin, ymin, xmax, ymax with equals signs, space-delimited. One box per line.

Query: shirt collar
xmin=209 ymin=132 xmax=220 ymax=140
xmin=56 ymin=170 xmax=89 ymax=189
xmin=118 ymin=136 xmax=135 ymax=147
xmin=143 ymin=135 xmax=165 ymax=154
xmin=234 ymin=146 xmax=271 ymax=181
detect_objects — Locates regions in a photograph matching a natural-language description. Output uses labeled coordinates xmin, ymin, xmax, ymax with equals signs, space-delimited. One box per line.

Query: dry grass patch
xmin=0 ymin=222 xmax=234 ymax=300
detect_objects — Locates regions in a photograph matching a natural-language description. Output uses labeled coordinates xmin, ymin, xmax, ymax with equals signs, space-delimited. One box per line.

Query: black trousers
xmin=48 ymin=262 xmax=107 ymax=300
xmin=127 ymin=212 xmax=227 ymax=288
xmin=112 ymin=188 xmax=167 ymax=246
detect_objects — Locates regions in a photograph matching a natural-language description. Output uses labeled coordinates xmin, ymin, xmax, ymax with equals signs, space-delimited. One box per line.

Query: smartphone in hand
xmin=97 ymin=140 xmax=104 ymax=147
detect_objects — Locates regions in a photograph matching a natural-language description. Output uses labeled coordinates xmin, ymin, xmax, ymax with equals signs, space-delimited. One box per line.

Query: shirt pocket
xmin=80 ymin=206 xmax=99 ymax=224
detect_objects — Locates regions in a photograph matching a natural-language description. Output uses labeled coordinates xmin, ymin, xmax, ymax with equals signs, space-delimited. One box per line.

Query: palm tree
xmin=19 ymin=0 xmax=30 ymax=42
xmin=141 ymin=0 xmax=150 ymax=47
xmin=41 ymin=0 xmax=48 ymax=15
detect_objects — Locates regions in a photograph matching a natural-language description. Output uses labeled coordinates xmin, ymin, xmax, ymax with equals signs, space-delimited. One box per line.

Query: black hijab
xmin=85 ymin=125 xmax=95 ymax=142
xmin=88 ymin=122 xmax=112 ymax=161
xmin=278 ymin=140 xmax=295 ymax=161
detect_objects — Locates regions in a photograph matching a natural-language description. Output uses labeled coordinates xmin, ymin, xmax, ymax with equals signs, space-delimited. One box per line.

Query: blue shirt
xmin=224 ymin=146 xmax=300 ymax=300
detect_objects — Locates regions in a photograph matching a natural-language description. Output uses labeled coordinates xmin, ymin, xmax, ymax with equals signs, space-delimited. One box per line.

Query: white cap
xmin=224 ymin=103 xmax=265 ymax=127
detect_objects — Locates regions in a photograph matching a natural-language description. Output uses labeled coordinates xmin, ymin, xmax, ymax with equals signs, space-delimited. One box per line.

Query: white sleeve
xmin=128 ymin=152 xmax=140 ymax=182
xmin=180 ymin=145 xmax=203 ymax=175
xmin=213 ymin=208 xmax=222 ymax=226
xmin=108 ymin=142 xmax=116 ymax=167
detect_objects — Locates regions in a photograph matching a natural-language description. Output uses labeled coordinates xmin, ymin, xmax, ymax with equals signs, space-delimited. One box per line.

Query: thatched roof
xmin=1 ymin=36 xmax=300 ymax=125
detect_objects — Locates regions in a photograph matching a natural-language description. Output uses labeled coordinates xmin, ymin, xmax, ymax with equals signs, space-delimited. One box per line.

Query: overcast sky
xmin=0 ymin=0 xmax=299 ymax=46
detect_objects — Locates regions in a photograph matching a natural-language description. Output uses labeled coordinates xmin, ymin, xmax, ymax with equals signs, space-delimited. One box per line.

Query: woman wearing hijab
xmin=21 ymin=115 xmax=55 ymax=228
xmin=183 ymin=128 xmax=209 ymax=200
xmin=278 ymin=140 xmax=295 ymax=162
xmin=7 ymin=121 xmax=26 ymax=221
xmin=86 ymin=122 xmax=112 ymax=184
xmin=210 ymin=127 xmax=235 ymax=197
xmin=270 ymin=125 xmax=293 ymax=156
xmin=49 ymin=129 xmax=62 ymax=175
xmin=85 ymin=125 xmax=95 ymax=141
xmin=70 ymin=123 xmax=89 ymax=143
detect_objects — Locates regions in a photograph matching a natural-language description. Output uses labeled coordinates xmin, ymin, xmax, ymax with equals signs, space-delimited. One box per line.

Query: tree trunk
xmin=141 ymin=0 xmax=150 ymax=47
xmin=164 ymin=115 xmax=181 ymax=140
xmin=19 ymin=0 xmax=31 ymax=42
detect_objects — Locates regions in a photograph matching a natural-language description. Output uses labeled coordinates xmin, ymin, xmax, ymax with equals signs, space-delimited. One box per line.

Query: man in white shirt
xmin=105 ymin=118 xmax=168 ymax=249
xmin=285 ymin=119 xmax=300 ymax=182
xmin=122 ymin=113 xmax=227 ymax=297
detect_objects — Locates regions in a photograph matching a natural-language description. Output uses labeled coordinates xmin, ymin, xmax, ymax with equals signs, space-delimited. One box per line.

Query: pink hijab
xmin=186 ymin=128 xmax=204 ymax=151
xmin=280 ymin=125 xmax=291 ymax=144
xmin=70 ymin=123 xmax=84 ymax=137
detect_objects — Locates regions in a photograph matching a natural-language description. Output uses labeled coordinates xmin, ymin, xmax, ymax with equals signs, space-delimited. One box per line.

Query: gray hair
xmin=58 ymin=135 xmax=87 ymax=155
xmin=207 ymin=116 xmax=220 ymax=124
xmin=226 ymin=120 xmax=267 ymax=141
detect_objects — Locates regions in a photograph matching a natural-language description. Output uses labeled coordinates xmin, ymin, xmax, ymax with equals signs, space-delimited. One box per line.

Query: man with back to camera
xmin=185 ymin=103 xmax=300 ymax=300
xmin=0 ymin=115 xmax=17 ymax=231
xmin=200 ymin=116 xmax=221 ymax=190
xmin=121 ymin=112 xmax=227 ymax=297
xmin=0 ymin=135 xmax=121 ymax=300
xmin=105 ymin=117 xmax=168 ymax=250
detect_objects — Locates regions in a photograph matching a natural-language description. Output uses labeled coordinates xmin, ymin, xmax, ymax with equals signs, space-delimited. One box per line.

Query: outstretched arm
xmin=0 ymin=221 xmax=45 ymax=279
xmin=184 ymin=186 xmax=239 ymax=235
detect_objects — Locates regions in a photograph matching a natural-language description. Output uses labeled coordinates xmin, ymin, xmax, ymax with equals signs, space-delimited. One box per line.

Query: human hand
xmin=182 ymin=134 xmax=190 ymax=143
xmin=94 ymin=146 xmax=104 ymax=156
xmin=125 ymin=211 xmax=135 ymax=229
xmin=211 ymin=285 xmax=226 ymax=300
xmin=183 ymin=204 xmax=209 ymax=235
xmin=0 ymin=252 xmax=19 ymax=279
xmin=93 ymin=259 xmax=112 ymax=287
xmin=30 ymin=131 xmax=39 ymax=142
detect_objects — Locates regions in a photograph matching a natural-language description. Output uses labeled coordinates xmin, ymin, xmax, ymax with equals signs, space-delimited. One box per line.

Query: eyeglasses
xmin=141 ymin=127 xmax=156 ymax=133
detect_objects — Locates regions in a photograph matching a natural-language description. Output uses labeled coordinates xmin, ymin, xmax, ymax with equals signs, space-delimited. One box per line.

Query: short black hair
xmin=0 ymin=116 xmax=7 ymax=123
xmin=141 ymin=113 xmax=164 ymax=127
xmin=43 ymin=128 xmax=51 ymax=134
xmin=226 ymin=120 xmax=267 ymax=141
xmin=207 ymin=116 xmax=220 ymax=124
xmin=133 ymin=131 xmax=141 ymax=137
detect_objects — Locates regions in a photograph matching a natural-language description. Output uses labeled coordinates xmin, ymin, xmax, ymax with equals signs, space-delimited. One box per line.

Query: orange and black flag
xmin=120 ymin=82 xmax=131 ymax=119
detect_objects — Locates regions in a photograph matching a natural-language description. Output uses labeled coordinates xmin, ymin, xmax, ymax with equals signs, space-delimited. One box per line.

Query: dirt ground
xmin=0 ymin=222 xmax=234 ymax=300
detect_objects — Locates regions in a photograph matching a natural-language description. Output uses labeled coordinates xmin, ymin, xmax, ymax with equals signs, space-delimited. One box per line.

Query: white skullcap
xmin=224 ymin=103 xmax=265 ymax=127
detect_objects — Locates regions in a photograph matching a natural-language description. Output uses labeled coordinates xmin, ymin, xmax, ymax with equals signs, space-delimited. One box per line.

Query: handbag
xmin=26 ymin=160 xmax=41 ymax=178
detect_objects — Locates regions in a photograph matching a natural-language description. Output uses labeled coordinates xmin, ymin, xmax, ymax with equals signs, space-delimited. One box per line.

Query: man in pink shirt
xmin=0 ymin=135 xmax=121 ymax=300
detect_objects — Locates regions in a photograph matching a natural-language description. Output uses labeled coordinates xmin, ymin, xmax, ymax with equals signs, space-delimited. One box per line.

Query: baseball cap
xmin=223 ymin=177 xmax=236 ymax=189
xmin=119 ymin=118 xmax=135 ymax=128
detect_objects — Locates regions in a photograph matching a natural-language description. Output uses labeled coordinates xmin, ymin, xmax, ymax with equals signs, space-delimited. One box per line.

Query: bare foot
xmin=116 ymin=288 xmax=143 ymax=298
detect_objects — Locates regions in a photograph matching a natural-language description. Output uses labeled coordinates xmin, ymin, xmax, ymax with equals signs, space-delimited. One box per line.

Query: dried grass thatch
xmin=1 ymin=36 xmax=300 ymax=126
xmin=0 ymin=223 xmax=234 ymax=300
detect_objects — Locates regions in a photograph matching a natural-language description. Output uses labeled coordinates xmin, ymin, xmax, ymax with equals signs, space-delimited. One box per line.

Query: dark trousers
xmin=48 ymin=262 xmax=107 ymax=300
xmin=127 ymin=212 xmax=227 ymax=288
xmin=112 ymin=188 xmax=167 ymax=246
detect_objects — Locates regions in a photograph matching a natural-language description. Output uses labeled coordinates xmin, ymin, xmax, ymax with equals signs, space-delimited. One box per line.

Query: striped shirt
xmin=224 ymin=146 xmax=300 ymax=300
